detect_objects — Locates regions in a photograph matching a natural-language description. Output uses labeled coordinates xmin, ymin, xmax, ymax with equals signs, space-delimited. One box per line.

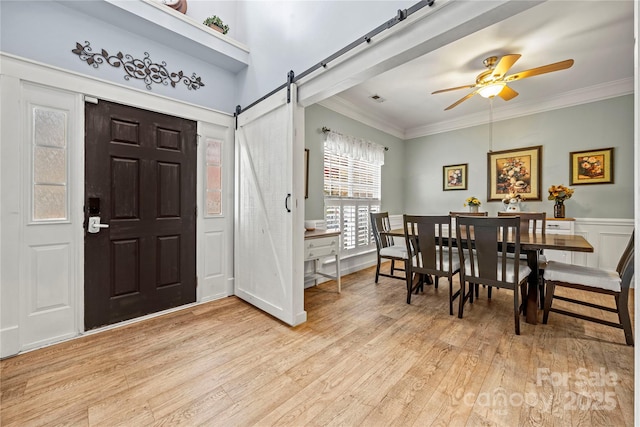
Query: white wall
xmin=234 ymin=0 xmax=416 ymax=108
xmin=0 ymin=1 xmax=239 ymax=112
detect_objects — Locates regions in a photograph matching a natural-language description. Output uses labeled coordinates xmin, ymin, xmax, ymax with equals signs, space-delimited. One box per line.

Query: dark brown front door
xmin=84 ymin=100 xmax=196 ymax=330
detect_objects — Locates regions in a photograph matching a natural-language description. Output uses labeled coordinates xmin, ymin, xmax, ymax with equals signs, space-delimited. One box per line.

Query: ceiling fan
xmin=432 ymin=54 xmax=574 ymax=110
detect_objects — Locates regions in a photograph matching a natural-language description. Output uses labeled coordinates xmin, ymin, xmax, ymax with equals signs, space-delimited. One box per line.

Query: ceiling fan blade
xmin=432 ymin=84 xmax=476 ymax=94
xmin=504 ymin=59 xmax=574 ymax=82
xmin=498 ymin=85 xmax=518 ymax=101
xmin=492 ymin=54 xmax=521 ymax=79
xmin=444 ymin=92 xmax=477 ymax=110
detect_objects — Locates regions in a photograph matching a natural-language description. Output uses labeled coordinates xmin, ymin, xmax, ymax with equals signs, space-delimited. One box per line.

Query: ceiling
xmin=320 ymin=0 xmax=635 ymax=139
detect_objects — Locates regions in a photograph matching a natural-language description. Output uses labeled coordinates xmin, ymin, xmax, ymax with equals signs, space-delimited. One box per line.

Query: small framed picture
xmin=570 ymin=147 xmax=614 ymax=185
xmin=443 ymin=163 xmax=468 ymax=191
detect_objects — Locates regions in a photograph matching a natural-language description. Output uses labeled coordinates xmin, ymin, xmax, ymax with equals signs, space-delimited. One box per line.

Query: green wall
xmin=404 ymin=95 xmax=634 ymax=218
xmin=305 ymin=95 xmax=634 ymax=220
xmin=304 ymin=104 xmax=406 ymax=219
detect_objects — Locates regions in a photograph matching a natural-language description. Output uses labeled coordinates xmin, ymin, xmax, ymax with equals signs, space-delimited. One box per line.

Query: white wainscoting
xmin=573 ymin=218 xmax=634 ymax=271
xmin=305 ymin=216 xmax=635 ymax=288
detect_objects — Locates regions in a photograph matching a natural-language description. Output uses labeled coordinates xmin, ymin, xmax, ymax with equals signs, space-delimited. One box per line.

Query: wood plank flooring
xmin=1 ymin=264 xmax=634 ymax=426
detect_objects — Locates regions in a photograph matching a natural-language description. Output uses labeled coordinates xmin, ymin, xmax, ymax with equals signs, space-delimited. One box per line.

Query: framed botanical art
xmin=487 ymin=145 xmax=542 ymax=201
xmin=443 ymin=163 xmax=468 ymax=191
xmin=570 ymin=147 xmax=614 ymax=185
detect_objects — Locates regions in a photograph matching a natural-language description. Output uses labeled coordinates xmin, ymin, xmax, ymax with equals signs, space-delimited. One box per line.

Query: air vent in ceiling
xmin=369 ymin=94 xmax=386 ymax=103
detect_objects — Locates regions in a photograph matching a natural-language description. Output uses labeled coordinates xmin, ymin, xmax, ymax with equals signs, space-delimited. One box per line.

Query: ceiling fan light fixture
xmin=478 ymin=83 xmax=505 ymax=98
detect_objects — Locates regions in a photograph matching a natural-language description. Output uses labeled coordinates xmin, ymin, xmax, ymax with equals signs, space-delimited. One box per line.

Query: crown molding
xmin=406 ymin=78 xmax=634 ymax=139
xmin=319 ymin=78 xmax=633 ymax=141
xmin=317 ymin=96 xmax=406 ymax=139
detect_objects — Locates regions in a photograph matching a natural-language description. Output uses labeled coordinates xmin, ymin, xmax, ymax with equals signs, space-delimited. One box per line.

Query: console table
xmin=304 ymin=229 xmax=341 ymax=293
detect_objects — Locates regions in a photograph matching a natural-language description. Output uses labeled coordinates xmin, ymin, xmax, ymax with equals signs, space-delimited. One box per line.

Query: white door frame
xmin=0 ymin=53 xmax=234 ymax=357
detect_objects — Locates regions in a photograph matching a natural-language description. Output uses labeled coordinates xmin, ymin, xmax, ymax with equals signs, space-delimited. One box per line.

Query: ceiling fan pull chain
xmin=489 ymin=98 xmax=494 ymax=152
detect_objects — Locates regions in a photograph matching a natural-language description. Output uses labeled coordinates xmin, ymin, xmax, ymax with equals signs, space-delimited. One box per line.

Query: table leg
xmin=525 ymin=250 xmax=539 ymax=324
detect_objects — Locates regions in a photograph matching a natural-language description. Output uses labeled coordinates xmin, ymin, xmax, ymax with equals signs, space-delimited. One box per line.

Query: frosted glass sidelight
xmin=34 ymin=146 xmax=66 ymax=184
xmin=32 ymin=106 xmax=68 ymax=221
xmin=206 ymin=165 xmax=221 ymax=189
xmin=206 ymin=139 xmax=221 ymax=163
xmin=34 ymin=108 xmax=66 ymax=147
xmin=34 ymin=185 xmax=66 ymax=220
xmin=206 ymin=191 xmax=221 ymax=216
xmin=205 ymin=138 xmax=222 ymax=216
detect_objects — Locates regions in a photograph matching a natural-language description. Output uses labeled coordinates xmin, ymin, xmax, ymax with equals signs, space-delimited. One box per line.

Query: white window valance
xmin=324 ymin=130 xmax=385 ymax=166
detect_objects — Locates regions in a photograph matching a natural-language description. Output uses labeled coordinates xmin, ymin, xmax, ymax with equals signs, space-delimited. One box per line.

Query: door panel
xmin=235 ymin=85 xmax=305 ymax=326
xmin=85 ymin=100 xmax=196 ymax=330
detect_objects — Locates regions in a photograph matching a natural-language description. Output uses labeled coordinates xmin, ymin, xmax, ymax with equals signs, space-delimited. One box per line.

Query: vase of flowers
xmin=548 ymin=184 xmax=574 ymax=218
xmin=502 ymin=191 xmax=524 ymax=212
xmin=464 ymin=196 xmax=481 ymax=213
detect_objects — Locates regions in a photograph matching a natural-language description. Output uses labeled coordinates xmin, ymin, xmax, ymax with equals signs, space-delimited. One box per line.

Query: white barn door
xmin=234 ymin=84 xmax=306 ymax=325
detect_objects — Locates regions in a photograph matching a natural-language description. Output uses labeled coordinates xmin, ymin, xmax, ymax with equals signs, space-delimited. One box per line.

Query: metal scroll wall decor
xmin=71 ymin=41 xmax=205 ymax=91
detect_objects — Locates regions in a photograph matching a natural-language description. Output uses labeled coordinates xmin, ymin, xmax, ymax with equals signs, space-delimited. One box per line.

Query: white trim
xmin=1 ymin=53 xmax=234 ymax=357
xmin=318 ymin=96 xmax=405 ymax=139
xmin=573 ymin=217 xmax=634 ymax=226
xmin=0 ymin=53 xmax=233 ymax=123
xmin=65 ymin=0 xmax=250 ymax=72
xmin=405 ymin=78 xmax=634 ymax=138
xmin=320 ymin=78 xmax=634 ymax=139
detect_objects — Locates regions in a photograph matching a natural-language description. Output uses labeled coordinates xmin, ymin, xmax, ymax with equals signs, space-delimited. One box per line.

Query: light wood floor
xmin=1 ymin=263 xmax=634 ymax=426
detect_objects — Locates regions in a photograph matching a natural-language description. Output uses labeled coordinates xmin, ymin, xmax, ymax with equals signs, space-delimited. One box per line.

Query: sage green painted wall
xmin=304 ymin=104 xmax=405 ymax=219
xmin=404 ymin=95 xmax=634 ymax=218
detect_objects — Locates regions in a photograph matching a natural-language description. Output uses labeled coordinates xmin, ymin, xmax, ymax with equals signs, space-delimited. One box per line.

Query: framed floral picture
xmin=570 ymin=147 xmax=614 ymax=185
xmin=487 ymin=145 xmax=542 ymax=201
xmin=443 ymin=163 xmax=468 ymax=191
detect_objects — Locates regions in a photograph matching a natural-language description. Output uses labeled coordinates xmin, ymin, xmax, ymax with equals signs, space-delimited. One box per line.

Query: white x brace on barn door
xmin=234 ymin=83 xmax=306 ymax=326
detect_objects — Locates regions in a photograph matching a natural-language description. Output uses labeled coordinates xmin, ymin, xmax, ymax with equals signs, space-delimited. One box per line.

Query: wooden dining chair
xmin=497 ymin=211 xmax=546 ymax=234
xmin=451 ymin=211 xmax=490 ymax=298
xmin=456 ymin=216 xmax=531 ymax=335
xmin=498 ymin=212 xmax=547 ymax=305
xmin=543 ymin=231 xmax=635 ymax=345
xmin=449 ymin=211 xmax=489 ymax=217
xmin=403 ymin=215 xmax=461 ymax=313
xmin=370 ymin=212 xmax=407 ymax=283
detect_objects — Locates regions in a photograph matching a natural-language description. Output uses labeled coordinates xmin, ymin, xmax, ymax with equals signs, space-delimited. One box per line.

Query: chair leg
xmin=449 ymin=278 xmax=454 ymax=316
xmin=538 ymin=271 xmax=545 ymax=309
xmin=434 ymin=276 xmax=439 ymax=289
xmin=391 ymin=260 xmax=396 ymax=275
xmin=616 ymin=294 xmax=634 ymax=346
xmin=375 ymin=256 xmax=381 ymax=283
xmin=513 ymin=286 xmax=520 ymax=335
xmin=458 ymin=281 xmax=466 ymax=318
xmin=542 ymin=281 xmax=555 ymax=324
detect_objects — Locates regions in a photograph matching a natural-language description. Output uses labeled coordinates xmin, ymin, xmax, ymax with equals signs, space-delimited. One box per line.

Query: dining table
xmin=387 ymin=227 xmax=594 ymax=324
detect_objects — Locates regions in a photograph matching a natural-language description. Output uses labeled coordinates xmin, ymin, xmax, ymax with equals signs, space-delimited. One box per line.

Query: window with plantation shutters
xmin=323 ymin=131 xmax=384 ymax=255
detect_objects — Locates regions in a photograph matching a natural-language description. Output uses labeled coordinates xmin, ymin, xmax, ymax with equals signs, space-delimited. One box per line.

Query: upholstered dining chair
xmin=456 ymin=216 xmax=531 ymax=335
xmin=370 ymin=212 xmax=407 ymax=283
xmin=543 ymin=231 xmax=634 ymax=345
xmin=403 ymin=215 xmax=461 ymax=313
xmin=498 ymin=212 xmax=547 ymax=306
